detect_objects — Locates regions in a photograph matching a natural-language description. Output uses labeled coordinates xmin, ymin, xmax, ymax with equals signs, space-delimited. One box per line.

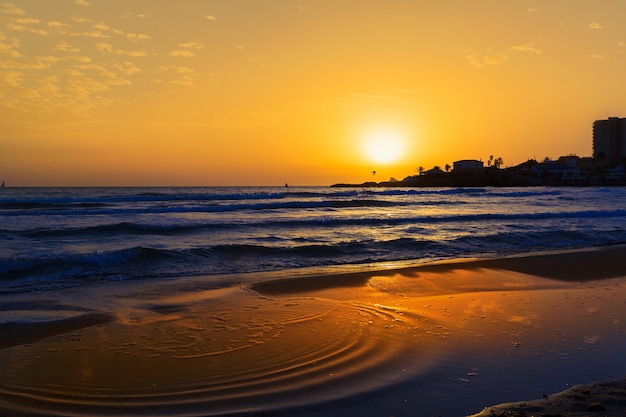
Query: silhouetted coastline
xmin=333 ymin=156 xmax=626 ymax=187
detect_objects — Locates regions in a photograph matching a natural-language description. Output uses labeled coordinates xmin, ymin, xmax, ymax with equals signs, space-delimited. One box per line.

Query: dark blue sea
xmin=2 ymin=186 xmax=626 ymax=294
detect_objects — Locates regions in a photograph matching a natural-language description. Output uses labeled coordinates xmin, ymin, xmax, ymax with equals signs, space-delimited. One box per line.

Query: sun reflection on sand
xmin=1 ymin=252 xmax=625 ymax=416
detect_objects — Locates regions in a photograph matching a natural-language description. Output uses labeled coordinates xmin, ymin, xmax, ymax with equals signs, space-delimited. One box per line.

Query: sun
xmin=363 ymin=128 xmax=405 ymax=165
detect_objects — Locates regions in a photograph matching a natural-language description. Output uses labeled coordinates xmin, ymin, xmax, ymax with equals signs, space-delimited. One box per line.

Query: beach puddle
xmin=0 ymin=288 xmax=440 ymax=416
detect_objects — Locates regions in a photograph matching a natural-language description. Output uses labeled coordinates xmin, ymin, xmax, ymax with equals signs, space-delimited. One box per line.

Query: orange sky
xmin=2 ymin=1 xmax=626 ymax=186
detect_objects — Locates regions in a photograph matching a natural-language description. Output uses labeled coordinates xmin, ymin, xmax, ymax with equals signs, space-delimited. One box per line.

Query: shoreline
xmin=471 ymin=378 xmax=626 ymax=417
xmin=251 ymin=244 xmax=626 ymax=296
xmin=1 ymin=245 xmax=625 ymax=416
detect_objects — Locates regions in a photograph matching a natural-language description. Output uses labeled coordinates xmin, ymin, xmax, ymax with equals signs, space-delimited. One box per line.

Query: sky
xmin=1 ymin=1 xmax=626 ymax=186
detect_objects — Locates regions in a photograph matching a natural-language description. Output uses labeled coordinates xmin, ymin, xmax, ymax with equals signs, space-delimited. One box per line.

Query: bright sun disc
xmin=363 ymin=128 xmax=405 ymax=164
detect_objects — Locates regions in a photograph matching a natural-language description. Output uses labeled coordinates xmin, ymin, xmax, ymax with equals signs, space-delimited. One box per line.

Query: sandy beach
xmin=1 ymin=246 xmax=625 ymax=416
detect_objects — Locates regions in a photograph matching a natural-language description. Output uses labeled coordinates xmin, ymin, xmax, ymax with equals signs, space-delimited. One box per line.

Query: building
xmin=453 ymin=159 xmax=483 ymax=173
xmin=529 ymin=156 xmax=587 ymax=185
xmin=593 ymin=117 xmax=626 ymax=165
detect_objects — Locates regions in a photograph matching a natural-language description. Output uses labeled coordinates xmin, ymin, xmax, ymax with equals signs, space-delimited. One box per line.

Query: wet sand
xmin=0 ymin=246 xmax=625 ymax=416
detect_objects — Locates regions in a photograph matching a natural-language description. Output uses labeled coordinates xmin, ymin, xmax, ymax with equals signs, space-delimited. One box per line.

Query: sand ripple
xmin=0 ymin=291 xmax=437 ymax=416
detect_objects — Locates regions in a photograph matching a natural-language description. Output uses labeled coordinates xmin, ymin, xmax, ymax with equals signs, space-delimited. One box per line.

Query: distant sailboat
xmin=1 ymin=181 xmax=4 ymax=188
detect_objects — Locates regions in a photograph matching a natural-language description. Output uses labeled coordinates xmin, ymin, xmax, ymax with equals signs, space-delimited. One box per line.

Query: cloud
xmin=93 ymin=22 xmax=110 ymax=31
xmin=5 ymin=17 xmax=50 ymax=36
xmin=154 ymin=65 xmax=195 ymax=74
xmin=113 ymin=60 xmax=141 ymax=75
xmin=95 ymin=42 xmax=147 ymax=57
xmin=96 ymin=42 xmax=113 ymax=53
xmin=115 ymin=49 xmax=148 ymax=57
xmin=72 ymin=16 xmax=93 ymax=24
xmin=590 ymin=54 xmax=606 ymax=60
xmin=120 ymin=11 xmax=149 ymax=19
xmin=463 ymin=49 xmax=508 ymax=68
xmin=72 ymin=20 xmax=151 ymax=42
xmin=14 ymin=17 xmax=39 ymax=24
xmin=205 ymin=15 xmax=217 ymax=21
xmin=588 ymin=22 xmax=607 ymax=30
xmin=76 ymin=63 xmax=131 ymax=86
xmin=168 ymin=77 xmax=195 ymax=87
xmin=54 ymin=40 xmax=80 ymax=53
xmin=47 ymin=21 xmax=70 ymax=30
xmin=464 ymin=41 xmax=542 ymax=68
xmin=1 ymin=2 xmax=25 ymax=15
xmin=179 ymin=42 xmax=204 ymax=49
xmin=68 ymin=55 xmax=91 ymax=63
xmin=123 ymin=32 xmax=151 ymax=42
xmin=75 ymin=0 xmax=91 ymax=6
xmin=510 ymin=42 xmax=542 ymax=54
xmin=2 ymin=70 xmax=23 ymax=86
xmin=70 ymin=30 xmax=109 ymax=39
xmin=169 ymin=50 xmax=194 ymax=58
xmin=0 ymin=32 xmax=22 ymax=58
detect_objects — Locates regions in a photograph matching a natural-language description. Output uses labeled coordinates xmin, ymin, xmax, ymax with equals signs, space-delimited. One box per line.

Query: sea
xmin=2 ymin=186 xmax=626 ymax=295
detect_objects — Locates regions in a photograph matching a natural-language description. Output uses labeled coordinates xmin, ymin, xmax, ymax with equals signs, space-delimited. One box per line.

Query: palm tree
xmin=445 ymin=163 xmax=451 ymax=172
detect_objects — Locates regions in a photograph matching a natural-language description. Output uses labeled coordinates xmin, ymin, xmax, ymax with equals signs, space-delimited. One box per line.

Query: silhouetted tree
xmin=493 ymin=157 xmax=504 ymax=169
xmin=445 ymin=164 xmax=451 ymax=172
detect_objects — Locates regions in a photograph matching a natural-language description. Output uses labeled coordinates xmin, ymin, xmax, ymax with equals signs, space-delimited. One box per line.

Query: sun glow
xmin=363 ymin=128 xmax=406 ymax=165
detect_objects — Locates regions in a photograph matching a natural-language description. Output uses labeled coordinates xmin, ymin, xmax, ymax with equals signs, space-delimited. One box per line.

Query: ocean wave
xmin=0 ymin=189 xmax=362 ymax=210
xmin=0 ymin=198 xmax=412 ymax=217
xmin=3 ymin=224 xmax=626 ymax=294
xmin=5 ymin=208 xmax=626 ymax=239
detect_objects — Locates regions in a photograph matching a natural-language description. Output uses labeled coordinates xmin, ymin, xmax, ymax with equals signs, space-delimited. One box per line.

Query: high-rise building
xmin=593 ymin=117 xmax=626 ymax=165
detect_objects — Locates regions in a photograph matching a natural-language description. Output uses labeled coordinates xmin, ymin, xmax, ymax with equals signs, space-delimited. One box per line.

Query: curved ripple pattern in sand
xmin=0 ymin=298 xmax=437 ymax=416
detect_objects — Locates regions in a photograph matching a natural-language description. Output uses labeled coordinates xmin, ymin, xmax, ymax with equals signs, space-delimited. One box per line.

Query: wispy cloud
xmin=95 ymin=42 xmax=113 ymax=53
xmin=0 ymin=2 xmax=25 ymax=15
xmin=464 ymin=49 xmax=508 ymax=68
xmin=53 ymin=41 xmax=80 ymax=53
xmin=47 ymin=21 xmax=70 ymax=30
xmin=154 ymin=65 xmax=195 ymax=74
xmin=510 ymin=42 xmax=542 ymax=54
xmin=179 ymin=42 xmax=204 ymax=49
xmin=588 ymin=22 xmax=607 ymax=30
xmin=205 ymin=15 xmax=217 ymax=21
xmin=72 ymin=16 xmax=93 ymax=24
xmin=113 ymin=60 xmax=141 ymax=75
xmin=69 ymin=30 xmax=109 ymax=39
xmin=75 ymin=0 xmax=91 ymax=7
xmin=0 ymin=31 xmax=22 ymax=58
xmin=115 ymin=49 xmax=148 ymax=57
xmin=465 ymin=41 xmax=542 ymax=68
xmin=5 ymin=17 xmax=50 ymax=36
xmin=169 ymin=50 xmax=195 ymax=58
xmin=94 ymin=42 xmax=147 ymax=57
